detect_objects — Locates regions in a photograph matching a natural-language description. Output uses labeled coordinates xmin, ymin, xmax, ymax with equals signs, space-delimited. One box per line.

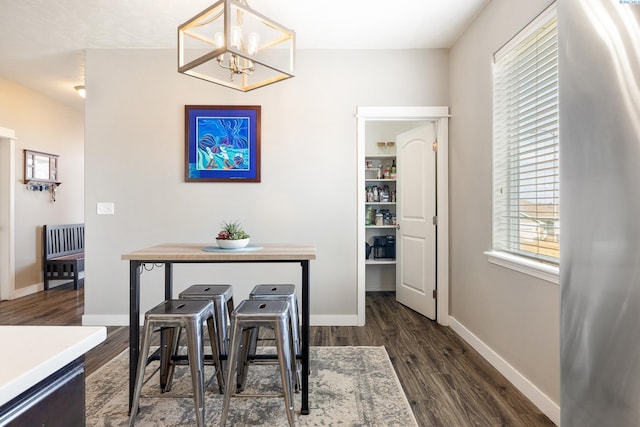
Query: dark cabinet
xmin=0 ymin=357 xmax=85 ymax=427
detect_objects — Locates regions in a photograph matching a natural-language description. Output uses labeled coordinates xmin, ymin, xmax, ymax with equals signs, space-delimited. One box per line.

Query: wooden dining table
xmin=122 ymin=242 xmax=317 ymax=415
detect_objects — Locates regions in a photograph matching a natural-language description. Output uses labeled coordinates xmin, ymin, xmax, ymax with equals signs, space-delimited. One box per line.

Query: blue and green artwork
xmin=196 ymin=117 xmax=250 ymax=171
xmin=185 ymin=106 xmax=260 ymax=182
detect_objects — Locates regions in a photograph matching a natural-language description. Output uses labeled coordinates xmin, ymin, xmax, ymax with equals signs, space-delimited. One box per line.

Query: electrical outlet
xmin=97 ymin=202 xmax=115 ymax=215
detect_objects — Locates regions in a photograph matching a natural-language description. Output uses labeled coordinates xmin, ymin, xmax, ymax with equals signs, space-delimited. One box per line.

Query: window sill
xmin=484 ymin=251 xmax=559 ymax=285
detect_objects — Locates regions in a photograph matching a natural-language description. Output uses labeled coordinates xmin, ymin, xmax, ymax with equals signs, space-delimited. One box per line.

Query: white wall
xmin=448 ymin=0 xmax=560 ymax=420
xmin=82 ymin=48 xmax=448 ymax=325
xmin=0 ymin=77 xmax=84 ymax=295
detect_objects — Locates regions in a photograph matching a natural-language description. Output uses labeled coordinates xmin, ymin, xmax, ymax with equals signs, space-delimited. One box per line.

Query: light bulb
xmin=214 ymin=32 xmax=225 ymax=48
xmin=247 ymin=32 xmax=260 ymax=55
xmin=230 ymin=26 xmax=242 ymax=49
xmin=213 ymin=31 xmax=224 ymax=62
xmin=214 ymin=32 xmax=226 ymax=62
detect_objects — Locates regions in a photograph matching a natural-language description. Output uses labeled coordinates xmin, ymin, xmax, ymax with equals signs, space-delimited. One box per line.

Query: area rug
xmin=86 ymin=346 xmax=418 ymax=426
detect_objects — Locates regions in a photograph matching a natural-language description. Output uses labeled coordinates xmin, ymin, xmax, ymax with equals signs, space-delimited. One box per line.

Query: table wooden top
xmin=122 ymin=243 xmax=316 ymax=262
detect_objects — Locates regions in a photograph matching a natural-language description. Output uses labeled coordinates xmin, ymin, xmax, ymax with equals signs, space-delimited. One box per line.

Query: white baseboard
xmin=11 ymin=283 xmax=42 ymax=299
xmin=82 ymin=313 xmax=360 ymax=327
xmin=10 ymin=280 xmax=81 ymax=300
xmin=449 ymin=317 xmax=560 ymax=426
xmin=365 ymin=285 xmax=395 ymax=292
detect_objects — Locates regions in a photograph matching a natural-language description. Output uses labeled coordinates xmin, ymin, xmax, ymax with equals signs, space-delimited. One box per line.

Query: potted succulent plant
xmin=216 ymin=221 xmax=250 ymax=249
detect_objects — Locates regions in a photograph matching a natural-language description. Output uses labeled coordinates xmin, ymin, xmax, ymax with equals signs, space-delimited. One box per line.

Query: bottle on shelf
xmin=375 ymin=212 xmax=384 ymax=226
xmin=391 ymin=159 xmax=396 ymax=178
xmin=380 ymin=186 xmax=390 ymax=202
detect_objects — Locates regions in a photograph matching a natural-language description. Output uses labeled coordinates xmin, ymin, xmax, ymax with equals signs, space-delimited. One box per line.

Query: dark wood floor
xmin=0 ymin=283 xmax=555 ymax=426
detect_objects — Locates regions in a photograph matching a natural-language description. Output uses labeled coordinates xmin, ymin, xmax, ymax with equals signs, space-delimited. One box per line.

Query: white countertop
xmin=0 ymin=325 xmax=106 ymax=406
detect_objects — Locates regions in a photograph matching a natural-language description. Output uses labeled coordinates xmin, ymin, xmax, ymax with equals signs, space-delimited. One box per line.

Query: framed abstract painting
xmin=185 ymin=105 xmax=261 ymax=182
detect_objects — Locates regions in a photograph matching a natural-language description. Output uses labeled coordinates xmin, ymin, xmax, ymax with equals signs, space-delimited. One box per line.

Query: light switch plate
xmin=97 ymin=202 xmax=115 ymax=215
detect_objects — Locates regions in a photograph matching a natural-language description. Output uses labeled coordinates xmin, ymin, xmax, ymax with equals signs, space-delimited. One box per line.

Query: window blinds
xmin=492 ymin=8 xmax=559 ymax=264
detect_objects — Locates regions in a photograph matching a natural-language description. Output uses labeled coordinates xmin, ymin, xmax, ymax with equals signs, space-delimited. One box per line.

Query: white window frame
xmin=489 ymin=3 xmax=559 ymax=283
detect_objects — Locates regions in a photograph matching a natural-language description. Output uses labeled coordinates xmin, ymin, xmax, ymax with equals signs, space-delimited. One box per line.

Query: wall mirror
xmin=24 ymin=150 xmax=59 ymax=183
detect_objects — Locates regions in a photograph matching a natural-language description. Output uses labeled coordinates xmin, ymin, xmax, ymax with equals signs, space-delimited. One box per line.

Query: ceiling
xmin=0 ymin=0 xmax=489 ymax=110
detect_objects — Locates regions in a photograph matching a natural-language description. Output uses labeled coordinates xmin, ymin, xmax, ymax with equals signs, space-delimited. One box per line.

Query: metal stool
xmin=220 ymin=299 xmax=297 ymax=427
xmin=247 ymin=284 xmax=301 ymax=390
xmin=179 ymin=284 xmax=234 ymax=390
xmin=129 ymin=299 xmax=217 ymax=427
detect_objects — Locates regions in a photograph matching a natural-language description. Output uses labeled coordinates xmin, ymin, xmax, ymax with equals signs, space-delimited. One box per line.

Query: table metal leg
xmin=159 ymin=263 xmax=173 ymax=390
xmin=128 ymin=261 xmax=141 ymax=413
xmin=301 ymin=260 xmax=310 ymax=415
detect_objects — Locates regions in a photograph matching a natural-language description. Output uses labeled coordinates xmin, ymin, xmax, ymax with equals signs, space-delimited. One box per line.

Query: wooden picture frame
xmin=185 ymin=105 xmax=261 ymax=182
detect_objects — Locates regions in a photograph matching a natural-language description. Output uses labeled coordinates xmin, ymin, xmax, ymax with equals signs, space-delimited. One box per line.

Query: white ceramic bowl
xmin=216 ymin=238 xmax=250 ymax=249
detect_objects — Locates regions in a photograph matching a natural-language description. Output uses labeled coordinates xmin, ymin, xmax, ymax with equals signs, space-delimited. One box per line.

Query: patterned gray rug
xmin=86 ymin=346 xmax=418 ymax=426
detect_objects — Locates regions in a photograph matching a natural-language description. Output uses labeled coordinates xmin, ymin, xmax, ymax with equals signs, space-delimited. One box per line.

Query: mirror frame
xmin=24 ymin=150 xmax=59 ymax=183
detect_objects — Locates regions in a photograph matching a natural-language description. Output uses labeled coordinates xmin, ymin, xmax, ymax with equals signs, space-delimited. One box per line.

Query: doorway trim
xmin=356 ymin=106 xmax=449 ymax=326
xmin=0 ymin=126 xmax=16 ymax=300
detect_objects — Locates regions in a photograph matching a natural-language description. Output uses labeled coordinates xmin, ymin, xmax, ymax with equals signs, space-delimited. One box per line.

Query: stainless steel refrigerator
xmin=560 ymin=1 xmax=640 ymax=425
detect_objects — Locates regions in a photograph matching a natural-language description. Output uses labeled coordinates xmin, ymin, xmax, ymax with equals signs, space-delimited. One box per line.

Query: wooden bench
xmin=43 ymin=224 xmax=84 ymax=290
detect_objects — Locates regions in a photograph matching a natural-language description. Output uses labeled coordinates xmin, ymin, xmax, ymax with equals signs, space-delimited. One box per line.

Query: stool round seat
xmin=251 ymin=284 xmax=296 ymax=297
xmin=129 ymin=299 xmax=217 ymax=427
xmin=146 ymin=299 xmax=213 ymax=319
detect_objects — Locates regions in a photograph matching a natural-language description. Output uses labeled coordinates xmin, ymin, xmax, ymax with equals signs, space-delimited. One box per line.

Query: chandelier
xmin=178 ymin=0 xmax=295 ymax=92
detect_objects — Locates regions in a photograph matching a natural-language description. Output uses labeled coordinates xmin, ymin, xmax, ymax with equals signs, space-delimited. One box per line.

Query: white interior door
xmin=396 ymin=125 xmax=436 ymax=319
